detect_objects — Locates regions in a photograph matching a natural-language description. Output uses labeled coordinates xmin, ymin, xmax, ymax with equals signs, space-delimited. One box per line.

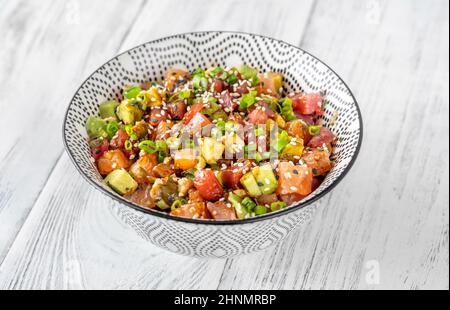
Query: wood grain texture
xmin=0 ymin=0 xmax=147 ymax=263
xmin=0 ymin=0 xmax=448 ymax=290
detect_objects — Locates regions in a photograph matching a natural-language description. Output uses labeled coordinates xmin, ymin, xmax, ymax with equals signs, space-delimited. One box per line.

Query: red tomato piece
xmin=290 ymin=92 xmax=324 ymax=116
xmin=235 ymin=81 xmax=251 ymax=95
xmin=168 ymin=100 xmax=186 ymax=119
xmin=247 ymin=108 xmax=268 ymax=125
xmin=186 ymin=112 xmax=212 ymax=131
xmin=148 ymin=108 xmax=168 ymax=127
xmin=212 ymin=79 xmax=225 ymax=93
xmin=109 ymin=129 xmax=128 ymax=149
xmin=307 ymin=127 xmax=336 ymax=148
xmin=221 ymin=160 xmax=252 ymax=189
xmin=194 ymin=169 xmax=224 ymax=201
xmin=221 ymin=170 xmax=243 ymax=190
xmin=294 ymin=113 xmax=316 ymax=125
xmin=91 ymin=139 xmax=110 ymax=161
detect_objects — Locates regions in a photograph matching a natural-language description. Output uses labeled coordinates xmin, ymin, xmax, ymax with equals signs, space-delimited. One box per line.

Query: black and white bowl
xmin=63 ymin=31 xmax=363 ymax=258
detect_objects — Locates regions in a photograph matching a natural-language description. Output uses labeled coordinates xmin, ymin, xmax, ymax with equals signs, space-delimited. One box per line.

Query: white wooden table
xmin=0 ymin=0 xmax=448 ymax=290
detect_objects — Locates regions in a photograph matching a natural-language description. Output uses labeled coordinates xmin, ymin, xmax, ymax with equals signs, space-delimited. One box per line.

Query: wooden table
xmin=0 ymin=0 xmax=448 ymax=290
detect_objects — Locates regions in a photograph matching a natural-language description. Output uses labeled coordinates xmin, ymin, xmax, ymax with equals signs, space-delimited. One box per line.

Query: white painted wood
xmin=0 ymin=0 xmax=448 ymax=290
xmin=0 ymin=0 xmax=314 ymax=264
xmin=216 ymin=0 xmax=449 ymax=290
xmin=0 ymin=0 xmax=149 ymax=262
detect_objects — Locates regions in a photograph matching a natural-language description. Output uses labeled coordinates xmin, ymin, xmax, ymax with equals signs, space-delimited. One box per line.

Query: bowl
xmin=63 ymin=31 xmax=363 ymax=258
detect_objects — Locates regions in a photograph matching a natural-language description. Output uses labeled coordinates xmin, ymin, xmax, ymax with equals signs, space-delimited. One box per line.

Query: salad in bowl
xmin=85 ymin=65 xmax=335 ymax=221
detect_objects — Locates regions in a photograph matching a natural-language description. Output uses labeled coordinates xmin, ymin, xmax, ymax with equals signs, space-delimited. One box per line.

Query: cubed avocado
xmin=252 ymin=164 xmax=277 ymax=195
xmin=228 ymin=192 xmax=247 ymax=219
xmin=200 ymin=137 xmax=224 ymax=164
xmin=104 ymin=169 xmax=138 ymax=195
xmin=99 ymin=100 xmax=119 ymax=119
xmin=116 ymin=100 xmax=143 ymax=125
xmin=280 ymin=141 xmax=304 ymax=161
xmin=240 ymin=172 xmax=262 ymax=197
xmin=86 ymin=116 xmax=107 ymax=138
xmin=234 ymin=203 xmax=248 ymax=220
xmin=267 ymin=72 xmax=283 ymax=93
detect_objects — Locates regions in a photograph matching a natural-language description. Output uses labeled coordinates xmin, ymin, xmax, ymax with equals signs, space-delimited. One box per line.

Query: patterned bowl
xmin=63 ymin=31 xmax=363 ymax=258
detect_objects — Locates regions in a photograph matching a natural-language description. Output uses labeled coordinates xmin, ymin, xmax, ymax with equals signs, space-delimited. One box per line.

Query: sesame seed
xmin=290 ymin=186 xmax=298 ymax=191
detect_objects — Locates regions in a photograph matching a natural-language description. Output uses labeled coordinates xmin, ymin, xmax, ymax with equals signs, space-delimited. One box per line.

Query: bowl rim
xmin=62 ymin=30 xmax=363 ymax=226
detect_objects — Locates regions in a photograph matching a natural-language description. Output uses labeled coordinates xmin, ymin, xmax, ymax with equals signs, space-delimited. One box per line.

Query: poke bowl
xmin=62 ymin=31 xmax=362 ymax=258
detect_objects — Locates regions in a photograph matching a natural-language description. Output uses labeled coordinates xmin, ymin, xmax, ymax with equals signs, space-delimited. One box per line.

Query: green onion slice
xmin=124 ymin=140 xmax=133 ymax=151
xmin=308 ymin=125 xmax=322 ymax=136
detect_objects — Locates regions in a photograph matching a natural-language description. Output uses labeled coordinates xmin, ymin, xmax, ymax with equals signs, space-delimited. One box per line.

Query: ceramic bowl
xmin=63 ymin=31 xmax=363 ymax=258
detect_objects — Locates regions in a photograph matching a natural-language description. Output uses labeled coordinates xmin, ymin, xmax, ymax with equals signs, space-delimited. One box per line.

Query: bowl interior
xmin=63 ymin=31 xmax=362 ymax=223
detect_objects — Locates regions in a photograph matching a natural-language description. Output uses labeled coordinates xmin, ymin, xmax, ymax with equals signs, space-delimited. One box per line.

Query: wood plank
xmin=0 ymin=0 xmax=315 ymax=289
xmin=217 ymin=0 xmax=449 ymax=289
xmin=0 ymin=0 xmax=147 ymax=262
xmin=1 ymin=156 xmax=226 ymax=289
